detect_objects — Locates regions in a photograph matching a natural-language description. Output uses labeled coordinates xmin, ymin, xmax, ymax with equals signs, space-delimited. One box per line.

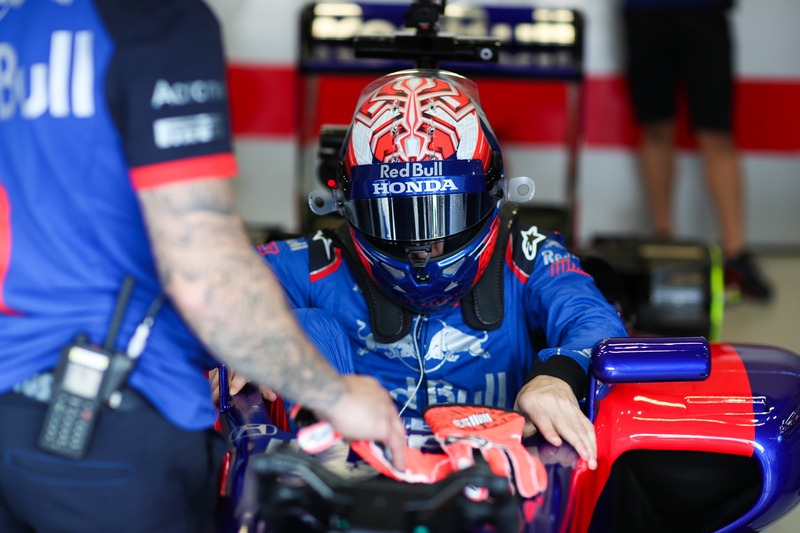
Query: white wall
xmin=206 ymin=0 xmax=800 ymax=249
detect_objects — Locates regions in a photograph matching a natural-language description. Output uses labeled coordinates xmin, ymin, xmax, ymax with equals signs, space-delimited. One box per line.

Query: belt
xmin=12 ymin=372 xmax=150 ymax=412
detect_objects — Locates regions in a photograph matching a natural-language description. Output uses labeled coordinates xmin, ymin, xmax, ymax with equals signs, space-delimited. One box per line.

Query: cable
xmin=398 ymin=315 xmax=425 ymax=418
xmin=104 ymin=276 xmax=136 ymax=351
xmin=126 ymin=292 xmax=166 ymax=359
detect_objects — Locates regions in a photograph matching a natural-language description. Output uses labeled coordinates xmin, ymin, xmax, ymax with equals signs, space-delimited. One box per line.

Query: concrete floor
xmin=720 ymin=253 xmax=800 ymax=532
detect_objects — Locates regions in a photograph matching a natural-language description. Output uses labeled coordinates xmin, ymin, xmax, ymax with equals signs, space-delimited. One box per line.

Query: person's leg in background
xmin=696 ymin=129 xmax=744 ymax=257
xmin=699 ymin=125 xmax=772 ymax=301
xmin=623 ymin=7 xmax=681 ymax=241
xmin=638 ymin=120 xmax=677 ymax=240
xmin=686 ymin=5 xmax=772 ymax=300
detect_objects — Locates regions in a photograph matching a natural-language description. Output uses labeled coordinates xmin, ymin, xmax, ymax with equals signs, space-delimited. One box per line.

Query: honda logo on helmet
xmin=372 ymin=177 xmax=458 ymax=196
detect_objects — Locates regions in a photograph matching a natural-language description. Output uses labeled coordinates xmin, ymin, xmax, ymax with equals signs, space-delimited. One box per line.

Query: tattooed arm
xmin=137 ymin=179 xmax=406 ymax=466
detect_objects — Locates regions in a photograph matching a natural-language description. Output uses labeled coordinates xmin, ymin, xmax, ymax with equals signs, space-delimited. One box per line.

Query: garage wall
xmin=205 ymin=0 xmax=800 ymax=249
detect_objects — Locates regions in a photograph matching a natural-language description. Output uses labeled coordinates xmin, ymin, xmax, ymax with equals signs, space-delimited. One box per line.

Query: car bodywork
xmin=214 ymin=337 xmax=800 ymax=532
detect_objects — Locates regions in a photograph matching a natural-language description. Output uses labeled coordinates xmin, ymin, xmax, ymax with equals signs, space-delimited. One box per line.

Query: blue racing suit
xmin=260 ymin=218 xmax=628 ymax=430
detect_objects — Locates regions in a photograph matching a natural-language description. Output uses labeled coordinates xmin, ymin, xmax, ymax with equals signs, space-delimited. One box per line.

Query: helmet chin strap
xmin=404 ymin=244 xmax=433 ymax=273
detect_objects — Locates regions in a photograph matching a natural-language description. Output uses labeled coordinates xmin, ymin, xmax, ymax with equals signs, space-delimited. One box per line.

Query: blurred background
xmin=203 ymin=0 xmax=799 ymax=251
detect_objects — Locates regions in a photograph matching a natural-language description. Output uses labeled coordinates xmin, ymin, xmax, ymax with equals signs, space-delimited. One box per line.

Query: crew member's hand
xmin=514 ymin=375 xmax=598 ymax=470
xmin=313 ymin=375 xmax=407 ymax=471
xmin=209 ymin=367 xmax=278 ymax=404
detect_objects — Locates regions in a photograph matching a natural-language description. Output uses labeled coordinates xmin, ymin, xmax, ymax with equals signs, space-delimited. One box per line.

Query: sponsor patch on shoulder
xmin=520 ymin=226 xmax=547 ymax=261
xmin=287 ymin=239 xmax=308 ymax=252
xmin=257 ymin=242 xmax=279 ymax=255
xmin=153 ymin=113 xmax=225 ymax=149
xmin=549 ymin=258 xmax=589 ymax=278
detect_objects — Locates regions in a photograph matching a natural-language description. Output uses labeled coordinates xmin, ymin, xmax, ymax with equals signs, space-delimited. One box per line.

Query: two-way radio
xmin=38 ymin=277 xmax=163 ymax=458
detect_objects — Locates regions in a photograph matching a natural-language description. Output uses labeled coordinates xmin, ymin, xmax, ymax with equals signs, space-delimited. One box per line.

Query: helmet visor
xmin=343 ymin=160 xmax=497 ymax=242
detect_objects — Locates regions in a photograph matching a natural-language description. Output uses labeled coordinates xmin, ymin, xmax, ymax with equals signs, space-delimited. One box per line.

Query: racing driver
xmin=254 ymin=69 xmax=628 ymax=469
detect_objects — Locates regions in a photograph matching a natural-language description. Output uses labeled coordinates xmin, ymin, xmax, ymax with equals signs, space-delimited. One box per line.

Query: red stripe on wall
xmin=735 ymin=80 xmax=800 ymax=152
xmin=227 ymin=65 xmax=299 ymax=137
xmin=227 ymin=64 xmax=800 ymax=153
xmin=305 ymin=75 xmax=374 ymax=142
xmin=584 ymin=75 xmax=800 ymax=152
xmin=583 ymin=75 xmax=639 ymax=148
xmin=295 ymin=75 xmax=575 ymax=146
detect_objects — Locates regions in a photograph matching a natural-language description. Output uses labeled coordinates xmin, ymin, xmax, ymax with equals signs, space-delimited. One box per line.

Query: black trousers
xmin=623 ymin=5 xmax=734 ymax=132
xmin=0 ymin=392 xmax=227 ymax=533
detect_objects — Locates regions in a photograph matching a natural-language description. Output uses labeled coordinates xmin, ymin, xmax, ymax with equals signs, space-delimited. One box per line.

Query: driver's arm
xmin=518 ymin=238 xmax=627 ymax=470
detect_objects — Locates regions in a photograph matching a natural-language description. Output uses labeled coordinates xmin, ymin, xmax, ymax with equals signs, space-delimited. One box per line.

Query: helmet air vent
xmin=442 ymin=258 xmax=465 ymax=276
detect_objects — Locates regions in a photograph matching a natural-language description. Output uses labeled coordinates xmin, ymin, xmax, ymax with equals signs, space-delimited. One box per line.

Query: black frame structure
xmin=297 ymin=0 xmax=586 ymax=245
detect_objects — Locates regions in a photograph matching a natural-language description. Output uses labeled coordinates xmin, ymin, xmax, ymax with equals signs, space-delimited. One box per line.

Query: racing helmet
xmin=335 ymin=69 xmax=506 ymax=314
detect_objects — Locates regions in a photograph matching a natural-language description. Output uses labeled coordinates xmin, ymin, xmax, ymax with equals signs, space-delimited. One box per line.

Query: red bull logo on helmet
xmin=379 ymin=161 xmax=445 ymax=179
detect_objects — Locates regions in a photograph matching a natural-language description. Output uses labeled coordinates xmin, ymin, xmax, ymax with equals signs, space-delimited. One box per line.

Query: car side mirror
xmin=587 ymin=336 xmax=711 ymax=422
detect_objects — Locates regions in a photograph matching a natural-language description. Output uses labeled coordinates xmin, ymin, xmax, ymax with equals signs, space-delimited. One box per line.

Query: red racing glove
xmin=350 ymin=439 xmax=453 ymax=484
xmin=291 ymin=405 xmax=453 ymax=484
xmin=424 ymin=404 xmax=548 ymax=498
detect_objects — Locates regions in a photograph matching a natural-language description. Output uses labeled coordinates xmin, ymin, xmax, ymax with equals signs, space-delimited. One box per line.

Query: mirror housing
xmin=588 ymin=336 xmax=711 ymax=421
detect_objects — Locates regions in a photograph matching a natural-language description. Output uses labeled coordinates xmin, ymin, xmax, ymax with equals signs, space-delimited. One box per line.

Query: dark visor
xmin=344 ymin=160 xmax=496 ymax=242
xmin=343 ymin=192 xmax=497 ymax=242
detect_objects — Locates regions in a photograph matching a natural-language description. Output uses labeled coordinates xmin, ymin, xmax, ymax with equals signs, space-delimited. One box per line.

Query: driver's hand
xmin=514 ymin=375 xmax=598 ymax=470
xmin=209 ymin=367 xmax=278 ymax=404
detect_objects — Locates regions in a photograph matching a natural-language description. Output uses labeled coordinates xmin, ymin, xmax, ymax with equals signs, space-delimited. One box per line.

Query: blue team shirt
xmin=0 ymin=0 xmax=238 ymax=430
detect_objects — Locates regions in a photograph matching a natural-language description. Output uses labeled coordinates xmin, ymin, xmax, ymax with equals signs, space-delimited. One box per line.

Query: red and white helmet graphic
xmin=343 ymin=71 xmax=494 ymax=172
